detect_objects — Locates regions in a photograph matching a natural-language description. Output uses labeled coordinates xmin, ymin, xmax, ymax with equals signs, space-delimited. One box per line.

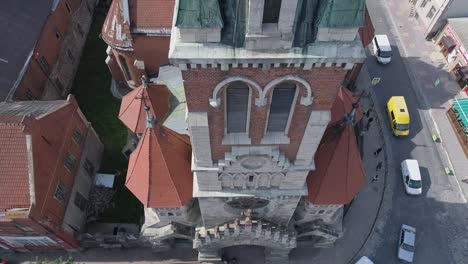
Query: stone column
xmin=247 ymin=0 xmax=264 ymax=34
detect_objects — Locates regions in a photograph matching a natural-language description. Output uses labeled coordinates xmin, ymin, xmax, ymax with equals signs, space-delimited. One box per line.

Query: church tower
xmin=167 ymin=0 xmax=367 ymax=262
xmin=103 ymin=0 xmax=369 ymax=263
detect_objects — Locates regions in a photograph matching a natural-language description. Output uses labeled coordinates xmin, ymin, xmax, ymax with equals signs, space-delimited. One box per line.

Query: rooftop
xmin=0 ymin=0 xmax=54 ymax=101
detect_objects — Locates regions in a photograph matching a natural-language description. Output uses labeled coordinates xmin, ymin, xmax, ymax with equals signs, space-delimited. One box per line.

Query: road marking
xmin=0 ymin=58 xmax=8 ymax=63
xmin=372 ymin=77 xmax=381 ymax=86
xmin=434 ymin=78 xmax=440 ymax=87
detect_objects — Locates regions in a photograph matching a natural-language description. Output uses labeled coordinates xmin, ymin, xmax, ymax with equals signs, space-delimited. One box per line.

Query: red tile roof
xmin=0 ymin=121 xmax=31 ymax=211
xmin=102 ymin=0 xmax=133 ymax=50
xmin=307 ymin=88 xmax=366 ymax=205
xmin=119 ymin=84 xmax=170 ymax=134
xmin=129 ymin=0 xmax=175 ymax=29
xmin=125 ymin=125 xmax=193 ymax=208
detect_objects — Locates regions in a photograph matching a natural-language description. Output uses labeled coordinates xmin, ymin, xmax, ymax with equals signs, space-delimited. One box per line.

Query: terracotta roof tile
xmin=102 ymin=0 xmax=133 ymax=49
xmin=119 ymin=84 xmax=170 ymax=134
xmin=307 ymin=88 xmax=366 ymax=205
xmin=0 ymin=121 xmax=31 ymax=211
xmin=125 ymin=124 xmax=192 ymax=208
xmin=129 ymin=0 xmax=175 ymax=29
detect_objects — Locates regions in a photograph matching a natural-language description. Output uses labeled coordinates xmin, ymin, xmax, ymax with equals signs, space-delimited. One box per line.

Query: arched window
xmin=266 ymin=82 xmax=296 ymax=133
xmin=118 ymin=55 xmax=132 ymax=81
xmin=226 ymin=81 xmax=250 ymax=134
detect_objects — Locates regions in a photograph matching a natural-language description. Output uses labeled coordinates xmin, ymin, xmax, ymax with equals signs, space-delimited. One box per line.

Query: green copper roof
xmin=176 ymin=0 xmax=223 ymax=28
xmin=220 ymin=0 xmax=247 ymax=47
xmin=316 ymin=0 xmax=365 ymax=28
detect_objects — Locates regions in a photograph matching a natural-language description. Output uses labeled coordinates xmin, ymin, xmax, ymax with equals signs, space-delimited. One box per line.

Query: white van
xmin=372 ymin=34 xmax=392 ymax=64
xmin=401 ymin=159 xmax=422 ymax=195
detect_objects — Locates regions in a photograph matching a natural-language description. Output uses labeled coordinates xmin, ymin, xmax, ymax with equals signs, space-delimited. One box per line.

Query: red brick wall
xmin=182 ymin=66 xmax=347 ymax=161
xmin=26 ymin=99 xmax=87 ymax=249
xmin=112 ymin=35 xmax=171 ymax=86
xmin=14 ymin=0 xmax=82 ymax=100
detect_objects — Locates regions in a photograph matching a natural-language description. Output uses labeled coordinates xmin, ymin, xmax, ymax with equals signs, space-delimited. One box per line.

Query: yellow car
xmin=386 ymin=96 xmax=410 ymax=136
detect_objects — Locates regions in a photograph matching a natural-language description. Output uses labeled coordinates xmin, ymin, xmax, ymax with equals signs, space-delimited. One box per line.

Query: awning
xmin=441 ymin=36 xmax=456 ymax=51
xmin=453 ymin=98 xmax=468 ymax=127
xmin=457 ymin=66 xmax=468 ymax=82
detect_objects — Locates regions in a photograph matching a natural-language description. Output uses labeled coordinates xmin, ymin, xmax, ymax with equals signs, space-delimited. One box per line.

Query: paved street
xmin=362 ymin=0 xmax=468 ymax=263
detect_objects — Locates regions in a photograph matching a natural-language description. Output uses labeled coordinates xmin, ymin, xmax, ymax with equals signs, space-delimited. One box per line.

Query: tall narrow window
xmin=118 ymin=55 xmax=133 ymax=81
xmin=226 ymin=82 xmax=249 ymax=134
xmin=267 ymin=82 xmax=296 ymax=132
xmin=263 ymin=0 xmax=282 ymax=24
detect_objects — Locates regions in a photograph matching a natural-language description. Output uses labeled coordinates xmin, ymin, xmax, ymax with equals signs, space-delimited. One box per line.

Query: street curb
xmin=346 ymin=84 xmax=395 ymax=264
xmin=381 ymin=0 xmax=467 ymax=203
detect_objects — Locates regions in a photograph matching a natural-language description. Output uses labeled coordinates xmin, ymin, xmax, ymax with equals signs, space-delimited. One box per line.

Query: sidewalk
xmin=292 ymin=72 xmax=389 ymax=264
xmin=383 ymin=0 xmax=468 ymax=202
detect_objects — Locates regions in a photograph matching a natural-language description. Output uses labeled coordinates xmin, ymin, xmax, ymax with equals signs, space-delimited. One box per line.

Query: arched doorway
xmin=221 ymin=245 xmax=265 ymax=264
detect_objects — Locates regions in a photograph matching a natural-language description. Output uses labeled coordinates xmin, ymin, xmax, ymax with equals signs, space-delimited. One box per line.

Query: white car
xmin=401 ymin=159 xmax=422 ymax=195
xmin=372 ymin=34 xmax=392 ymax=64
xmin=398 ymin=224 xmax=416 ymax=263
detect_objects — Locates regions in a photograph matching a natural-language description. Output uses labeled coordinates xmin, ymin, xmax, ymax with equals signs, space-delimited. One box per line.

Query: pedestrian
xmin=373 ymin=147 xmax=383 ymax=157
xmin=365 ymin=109 xmax=371 ymax=118
xmin=376 ymin=161 xmax=383 ymax=171
xmin=367 ymin=117 xmax=374 ymax=124
xmin=372 ymin=175 xmax=379 ymax=182
xmin=365 ymin=122 xmax=371 ymax=131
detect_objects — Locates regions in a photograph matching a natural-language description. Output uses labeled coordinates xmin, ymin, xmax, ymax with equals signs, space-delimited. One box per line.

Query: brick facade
xmin=182 ymin=66 xmax=347 ymax=161
xmin=13 ymin=0 xmax=97 ymax=100
xmin=0 ymin=96 xmax=104 ymax=251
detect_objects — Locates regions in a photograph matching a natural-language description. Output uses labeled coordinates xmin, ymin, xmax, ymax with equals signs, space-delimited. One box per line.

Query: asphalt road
xmin=365 ymin=1 xmax=468 ymax=263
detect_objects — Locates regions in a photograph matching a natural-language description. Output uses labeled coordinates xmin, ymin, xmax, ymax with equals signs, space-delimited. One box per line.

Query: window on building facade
xmin=74 ymin=192 xmax=88 ymax=211
xmin=168 ymin=212 xmax=174 ymax=216
xmin=427 ymin=6 xmax=436 ymax=18
xmin=84 ymin=159 xmax=94 ymax=176
xmin=16 ymin=225 xmax=33 ymax=232
xmin=420 ymin=0 xmax=429 ymax=8
xmin=72 ymin=128 xmax=83 ymax=145
xmin=118 ymin=55 xmax=133 ymax=81
xmin=55 ymin=30 xmax=61 ymax=40
xmin=263 ymin=0 xmax=282 ymax=24
xmin=64 ymin=153 xmax=76 ymax=171
xmin=226 ymin=82 xmax=250 ymax=134
xmin=0 ymin=236 xmax=58 ymax=247
xmin=266 ymin=82 xmax=296 ymax=133
xmin=54 ymin=182 xmax=67 ymax=202
xmin=65 ymin=2 xmax=72 ymax=13
xmin=38 ymin=56 xmax=50 ymax=73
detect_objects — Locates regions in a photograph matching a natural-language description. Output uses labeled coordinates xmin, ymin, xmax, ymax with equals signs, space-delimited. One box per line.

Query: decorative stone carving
xmin=218 ymin=172 xmax=286 ymax=190
xmin=227 ymin=198 xmax=270 ymax=210
xmin=240 ymin=155 xmax=268 ymax=170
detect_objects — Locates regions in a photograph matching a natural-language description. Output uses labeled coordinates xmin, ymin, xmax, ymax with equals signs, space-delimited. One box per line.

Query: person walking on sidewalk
xmin=374 ymin=145 xmax=384 ymax=157
xmin=376 ymin=161 xmax=383 ymax=171
xmin=372 ymin=175 xmax=379 ymax=182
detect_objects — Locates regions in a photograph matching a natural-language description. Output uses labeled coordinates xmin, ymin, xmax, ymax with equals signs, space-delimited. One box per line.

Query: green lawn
xmin=71 ymin=14 xmax=143 ymax=223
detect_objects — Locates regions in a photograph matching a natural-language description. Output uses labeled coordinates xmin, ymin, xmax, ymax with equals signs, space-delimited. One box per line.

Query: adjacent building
xmin=434 ymin=17 xmax=468 ymax=90
xmin=0 ymin=0 xmax=96 ymax=101
xmin=411 ymin=0 xmax=468 ymax=39
xmin=103 ymin=0 xmax=371 ymax=262
xmin=0 ymin=96 xmax=103 ymax=251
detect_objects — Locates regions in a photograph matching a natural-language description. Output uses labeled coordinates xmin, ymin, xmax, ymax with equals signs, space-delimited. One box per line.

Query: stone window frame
xmin=74 ymin=192 xmax=88 ymax=211
xmin=260 ymin=75 xmax=313 ymax=144
xmin=223 ymin=81 xmax=253 ymax=145
xmin=54 ymin=182 xmax=68 ymax=202
xmin=118 ymin=55 xmax=133 ymax=83
xmin=210 ymin=76 xmax=262 ymax=145
xmin=72 ymin=128 xmax=83 ymax=145
xmin=64 ymin=152 xmax=76 ymax=172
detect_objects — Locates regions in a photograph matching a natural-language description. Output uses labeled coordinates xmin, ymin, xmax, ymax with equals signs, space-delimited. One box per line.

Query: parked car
xmin=398 ymin=224 xmax=416 ymax=263
xmin=387 ymin=96 xmax=410 ymax=136
xmin=355 ymin=256 xmax=374 ymax=264
xmin=372 ymin=34 xmax=393 ymax=64
xmin=401 ymin=159 xmax=422 ymax=195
